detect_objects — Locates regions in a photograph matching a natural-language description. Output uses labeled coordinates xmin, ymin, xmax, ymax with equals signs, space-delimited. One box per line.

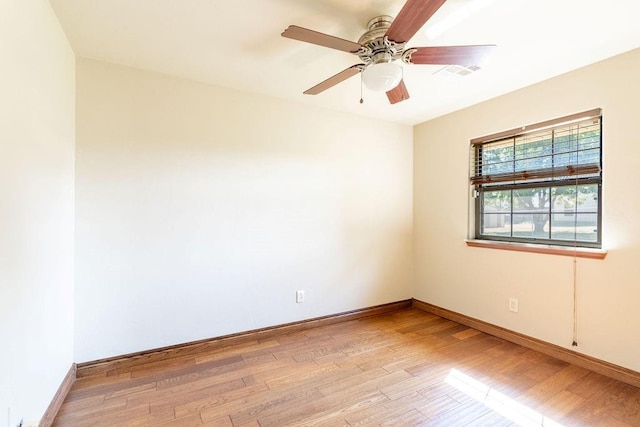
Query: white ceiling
xmin=49 ymin=0 xmax=640 ymax=125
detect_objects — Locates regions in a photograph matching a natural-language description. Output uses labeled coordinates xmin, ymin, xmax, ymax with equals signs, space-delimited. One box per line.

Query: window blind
xmin=470 ymin=109 xmax=602 ymax=186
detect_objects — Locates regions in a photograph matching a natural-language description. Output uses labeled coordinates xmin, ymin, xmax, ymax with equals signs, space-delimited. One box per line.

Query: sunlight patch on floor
xmin=445 ymin=369 xmax=564 ymax=427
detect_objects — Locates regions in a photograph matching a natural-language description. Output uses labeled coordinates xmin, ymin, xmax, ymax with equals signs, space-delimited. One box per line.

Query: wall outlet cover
xmin=509 ymin=298 xmax=519 ymax=313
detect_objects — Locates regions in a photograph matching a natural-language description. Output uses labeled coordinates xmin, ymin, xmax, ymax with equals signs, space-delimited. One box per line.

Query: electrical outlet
xmin=509 ymin=298 xmax=519 ymax=313
xmin=296 ymin=290 xmax=305 ymax=304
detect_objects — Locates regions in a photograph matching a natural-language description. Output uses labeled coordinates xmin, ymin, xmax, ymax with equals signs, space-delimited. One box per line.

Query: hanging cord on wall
xmin=572 ymin=254 xmax=578 ymax=346
xmin=572 ymin=126 xmax=580 ymax=347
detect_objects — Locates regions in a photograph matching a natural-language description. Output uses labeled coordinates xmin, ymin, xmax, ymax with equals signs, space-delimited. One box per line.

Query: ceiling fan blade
xmin=282 ymin=25 xmax=363 ymax=53
xmin=407 ymin=45 xmax=497 ymax=66
xmin=386 ymin=79 xmax=410 ymax=104
xmin=304 ymin=65 xmax=363 ymax=95
xmin=386 ymin=0 xmax=447 ymax=43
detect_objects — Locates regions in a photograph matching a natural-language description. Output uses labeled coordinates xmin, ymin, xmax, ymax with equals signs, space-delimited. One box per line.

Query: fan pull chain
xmin=360 ymin=71 xmax=364 ymax=104
xmin=401 ymin=66 xmax=405 ymax=101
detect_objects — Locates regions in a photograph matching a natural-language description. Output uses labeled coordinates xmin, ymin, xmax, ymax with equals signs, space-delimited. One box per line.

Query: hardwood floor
xmin=53 ymin=309 xmax=640 ymax=426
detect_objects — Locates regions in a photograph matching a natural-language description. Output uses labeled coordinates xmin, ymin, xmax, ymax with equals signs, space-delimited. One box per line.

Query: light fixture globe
xmin=362 ymin=62 xmax=402 ymax=92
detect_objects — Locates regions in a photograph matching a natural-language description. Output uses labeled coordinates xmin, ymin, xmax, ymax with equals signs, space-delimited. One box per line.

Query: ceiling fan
xmin=281 ymin=0 xmax=496 ymax=104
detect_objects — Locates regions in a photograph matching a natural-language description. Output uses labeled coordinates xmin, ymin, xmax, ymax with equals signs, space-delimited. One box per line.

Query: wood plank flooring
xmin=53 ymin=309 xmax=640 ymax=426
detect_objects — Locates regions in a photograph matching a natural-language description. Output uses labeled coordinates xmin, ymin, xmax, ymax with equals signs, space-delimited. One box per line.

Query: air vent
xmin=433 ymin=64 xmax=481 ymax=80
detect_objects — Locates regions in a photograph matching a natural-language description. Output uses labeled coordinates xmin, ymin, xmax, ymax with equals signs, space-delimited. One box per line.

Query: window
xmin=469 ymin=109 xmax=602 ymax=248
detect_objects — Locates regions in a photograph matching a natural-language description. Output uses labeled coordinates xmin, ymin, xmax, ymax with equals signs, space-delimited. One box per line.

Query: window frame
xmin=470 ymin=109 xmax=603 ymax=250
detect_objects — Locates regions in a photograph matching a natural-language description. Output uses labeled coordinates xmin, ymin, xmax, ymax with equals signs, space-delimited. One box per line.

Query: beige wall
xmin=74 ymin=59 xmax=413 ymax=362
xmin=0 ymin=0 xmax=75 ymax=424
xmin=414 ymin=48 xmax=640 ymax=371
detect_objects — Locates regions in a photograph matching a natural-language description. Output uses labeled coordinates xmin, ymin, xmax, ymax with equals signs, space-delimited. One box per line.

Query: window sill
xmin=465 ymin=239 xmax=608 ymax=260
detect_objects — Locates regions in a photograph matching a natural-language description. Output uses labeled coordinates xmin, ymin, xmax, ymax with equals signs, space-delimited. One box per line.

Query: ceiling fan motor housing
xmin=357 ymin=16 xmax=406 ymax=65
